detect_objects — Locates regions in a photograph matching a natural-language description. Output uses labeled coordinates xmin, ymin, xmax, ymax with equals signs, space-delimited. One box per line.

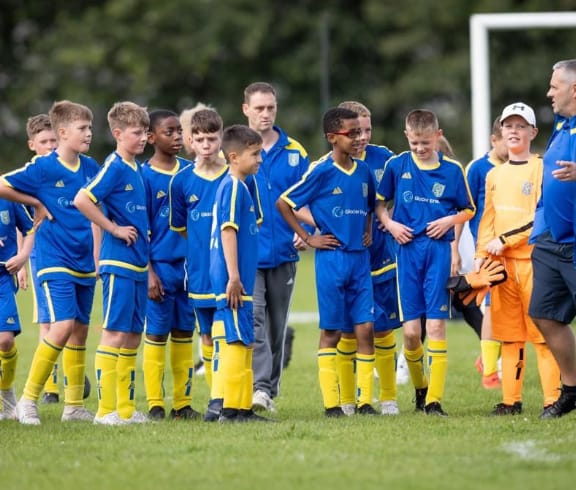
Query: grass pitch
xmin=2 ymin=251 xmax=575 ymax=490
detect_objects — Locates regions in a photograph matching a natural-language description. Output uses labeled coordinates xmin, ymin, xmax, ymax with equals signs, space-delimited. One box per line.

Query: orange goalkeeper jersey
xmin=476 ymin=154 xmax=543 ymax=260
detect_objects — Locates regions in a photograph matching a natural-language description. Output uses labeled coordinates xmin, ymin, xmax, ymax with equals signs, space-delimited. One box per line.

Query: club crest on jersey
xmin=0 ymin=210 xmax=10 ymax=225
xmin=374 ymin=169 xmax=384 ymax=183
xmin=362 ymin=183 xmax=368 ymax=197
xmin=522 ymin=182 xmax=533 ymax=195
xmin=288 ymin=153 xmax=299 ymax=167
xmin=432 ymin=183 xmax=445 ymax=198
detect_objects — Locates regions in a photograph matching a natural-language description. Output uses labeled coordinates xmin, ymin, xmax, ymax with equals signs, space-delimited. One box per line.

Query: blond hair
xmin=107 ymin=101 xmax=149 ymax=132
xmin=405 ymin=109 xmax=439 ymax=133
xmin=49 ymin=100 xmax=93 ymax=133
xmin=338 ymin=101 xmax=371 ymax=117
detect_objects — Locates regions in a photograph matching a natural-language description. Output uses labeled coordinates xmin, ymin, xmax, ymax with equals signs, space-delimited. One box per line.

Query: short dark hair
xmin=148 ymin=109 xmax=178 ymax=132
xmin=221 ymin=125 xmax=262 ymax=159
xmin=244 ymin=82 xmax=276 ymax=103
xmin=323 ymin=107 xmax=358 ymax=134
xmin=190 ymin=109 xmax=223 ymax=135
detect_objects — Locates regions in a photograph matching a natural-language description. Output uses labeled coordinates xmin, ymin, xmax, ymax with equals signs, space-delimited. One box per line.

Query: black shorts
xmin=529 ymin=232 xmax=576 ymax=324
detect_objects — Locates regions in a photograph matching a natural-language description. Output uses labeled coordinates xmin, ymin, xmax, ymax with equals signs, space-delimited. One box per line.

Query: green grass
xmin=3 ymin=250 xmax=576 ymax=490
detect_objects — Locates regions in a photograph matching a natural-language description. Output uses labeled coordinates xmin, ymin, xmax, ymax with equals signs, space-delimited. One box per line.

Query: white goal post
xmin=469 ymin=12 xmax=576 ymax=158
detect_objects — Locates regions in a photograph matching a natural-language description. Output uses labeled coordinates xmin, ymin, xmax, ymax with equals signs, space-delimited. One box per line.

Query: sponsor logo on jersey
xmin=159 ymin=205 xmax=169 ymax=218
xmin=432 ymin=183 xmax=445 ymax=198
xmin=402 ymin=191 xmax=414 ymax=203
xmin=55 ymin=180 xmax=65 ymax=188
xmin=332 ymin=187 xmax=343 ymax=195
xmin=0 ymin=210 xmax=10 ymax=225
xmin=156 ymin=190 xmax=166 ymax=199
xmin=124 ymin=184 xmax=134 ymax=191
xmin=288 ymin=153 xmax=300 ymax=167
xmin=125 ymin=201 xmax=146 ymax=213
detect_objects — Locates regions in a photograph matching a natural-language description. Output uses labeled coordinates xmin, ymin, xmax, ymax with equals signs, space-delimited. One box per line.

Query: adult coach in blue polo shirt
xmin=242 ymin=82 xmax=310 ymax=412
xmin=531 ymin=59 xmax=576 ymax=418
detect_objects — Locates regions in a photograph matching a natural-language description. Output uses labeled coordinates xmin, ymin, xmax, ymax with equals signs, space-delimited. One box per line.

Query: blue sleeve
xmin=3 ymin=160 xmax=43 ymax=196
xmin=283 ymin=165 xmax=323 ymax=210
xmin=14 ymin=203 xmax=34 ymax=235
xmin=168 ymin=173 xmax=187 ymax=230
xmin=377 ymin=158 xmax=397 ymax=201
xmin=84 ymin=160 xmax=121 ymax=204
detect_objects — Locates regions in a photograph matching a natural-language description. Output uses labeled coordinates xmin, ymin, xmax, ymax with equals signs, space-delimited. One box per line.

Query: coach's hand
xmin=552 ymin=160 xmax=576 ymax=182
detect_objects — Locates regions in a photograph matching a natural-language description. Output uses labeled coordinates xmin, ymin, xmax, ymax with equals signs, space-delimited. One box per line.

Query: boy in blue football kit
xmin=336 ymin=101 xmax=400 ymax=416
xmin=0 ymin=100 xmax=99 ymax=425
xmin=210 ymin=125 xmax=268 ymax=423
xmin=141 ymin=110 xmax=198 ymax=421
xmin=0 ymin=199 xmax=34 ymax=420
xmin=277 ymin=107 xmax=377 ymax=417
xmin=169 ymin=108 xmax=230 ymax=421
xmin=376 ymin=109 xmax=475 ymax=416
xmin=74 ymin=101 xmax=150 ymax=425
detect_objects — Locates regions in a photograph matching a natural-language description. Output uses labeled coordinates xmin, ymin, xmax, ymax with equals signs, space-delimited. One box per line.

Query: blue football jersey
xmin=2 ymin=151 xmax=99 ymax=283
xmin=0 ymin=199 xmax=34 ymax=271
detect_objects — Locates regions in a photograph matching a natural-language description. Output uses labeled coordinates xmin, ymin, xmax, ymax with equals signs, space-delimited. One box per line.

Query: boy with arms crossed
xmin=277 ymin=107 xmax=376 ymax=417
xmin=0 ymin=100 xmax=99 ymax=424
xmin=210 ymin=125 xmax=268 ymax=422
xmin=376 ymin=109 xmax=475 ymax=416
xmin=74 ymin=101 xmax=150 ymax=425
xmin=142 ymin=110 xmax=198 ymax=421
xmin=336 ymin=101 xmax=400 ymax=416
xmin=476 ymin=103 xmax=560 ymax=415
xmin=0 ymin=199 xmax=34 ymax=420
xmin=169 ymin=108 xmax=229 ymax=421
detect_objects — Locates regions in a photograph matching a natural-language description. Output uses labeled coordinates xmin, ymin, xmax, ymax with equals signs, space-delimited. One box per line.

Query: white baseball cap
xmin=499 ymin=102 xmax=536 ymax=126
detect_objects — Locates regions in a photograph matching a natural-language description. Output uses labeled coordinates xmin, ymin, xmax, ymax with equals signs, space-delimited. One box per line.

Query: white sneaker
xmin=0 ymin=388 xmax=18 ymax=420
xmin=61 ymin=405 xmax=94 ymax=422
xmin=340 ymin=403 xmax=356 ymax=416
xmin=396 ymin=353 xmax=410 ymax=385
xmin=17 ymin=397 xmax=41 ymax=425
xmin=124 ymin=411 xmax=148 ymax=424
xmin=93 ymin=411 xmax=127 ymax=426
xmin=252 ymin=390 xmax=276 ymax=412
xmin=381 ymin=400 xmax=400 ymax=416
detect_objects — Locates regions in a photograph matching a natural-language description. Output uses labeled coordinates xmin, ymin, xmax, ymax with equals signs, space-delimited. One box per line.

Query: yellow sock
xmin=222 ymin=343 xmax=246 ymax=410
xmin=62 ymin=344 xmax=86 ymax=406
xmin=143 ymin=338 xmax=166 ymax=410
xmin=427 ymin=339 xmax=448 ymax=404
xmin=356 ymin=352 xmax=375 ymax=407
xmin=242 ymin=347 xmax=254 ymax=410
xmin=170 ymin=337 xmax=194 ymax=411
xmin=0 ymin=345 xmax=18 ymax=390
xmin=318 ymin=348 xmax=339 ymax=409
xmin=533 ymin=342 xmax=561 ymax=407
xmin=404 ymin=344 xmax=428 ymax=390
xmin=117 ymin=348 xmax=138 ymax=419
xmin=336 ymin=337 xmax=357 ymax=406
xmin=481 ymin=339 xmax=501 ymax=376
xmin=375 ymin=332 xmax=396 ymax=402
xmin=23 ymin=338 xmax=63 ymax=401
xmin=95 ymin=345 xmax=119 ymax=417
xmin=43 ymin=363 xmax=59 ymax=394
xmin=211 ymin=321 xmax=226 ymax=400
xmin=201 ymin=342 xmax=214 ymax=390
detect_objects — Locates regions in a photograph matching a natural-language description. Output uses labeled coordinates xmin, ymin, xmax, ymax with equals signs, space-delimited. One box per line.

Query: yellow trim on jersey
xmin=371 ymin=263 xmax=397 ymax=277
xmin=412 ymin=153 xmax=441 ymax=170
xmin=285 ymin=138 xmax=309 ymax=158
xmin=98 ymin=260 xmax=148 ymax=273
xmin=229 ymin=177 xmax=238 ymax=223
xmin=571 ymin=127 xmax=576 ymax=135
xmin=149 ymin=161 xmax=181 ymax=175
xmin=332 ymin=160 xmax=357 ymax=176
xmin=215 ymin=294 xmax=253 ymax=302
xmin=193 ymin=165 xmax=228 ymax=181
xmin=189 ymin=292 xmax=217 ymax=300
xmin=57 ymin=156 xmax=80 ymax=172
xmin=170 ymin=225 xmax=186 ymax=233
xmin=80 ymin=187 xmax=98 ymax=204
xmin=221 ymin=221 xmax=239 ymax=231
xmin=279 ymin=195 xmax=297 ymax=209
xmin=37 ymin=267 xmax=96 ymax=278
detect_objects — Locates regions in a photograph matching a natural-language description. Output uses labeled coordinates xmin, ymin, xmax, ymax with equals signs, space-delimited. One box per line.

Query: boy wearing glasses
xmin=375 ymin=109 xmax=475 ymax=417
xmin=277 ymin=107 xmax=376 ymax=417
